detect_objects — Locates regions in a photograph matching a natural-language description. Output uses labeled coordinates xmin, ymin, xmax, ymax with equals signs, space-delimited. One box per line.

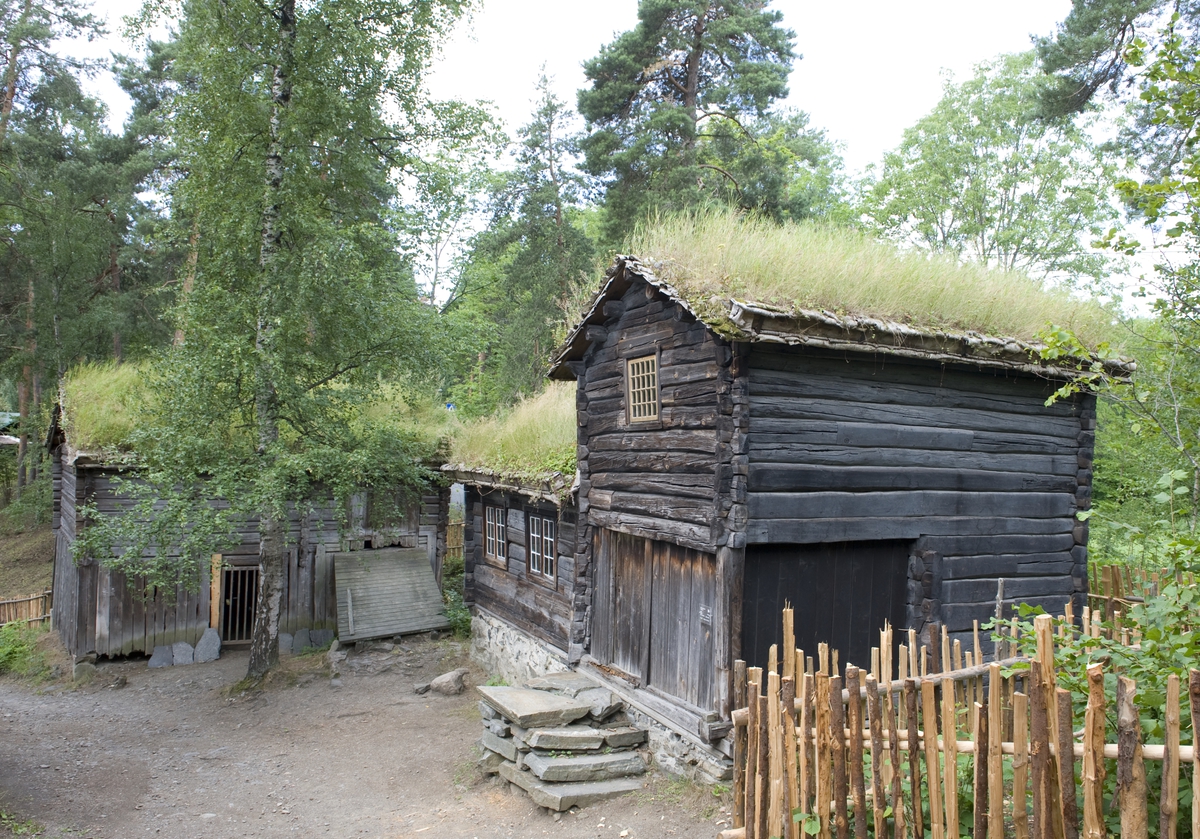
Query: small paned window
xmin=485 ymin=505 xmax=506 ymax=561
xmin=527 ymin=514 xmax=556 ymax=580
xmin=626 ymin=355 xmax=659 ymax=422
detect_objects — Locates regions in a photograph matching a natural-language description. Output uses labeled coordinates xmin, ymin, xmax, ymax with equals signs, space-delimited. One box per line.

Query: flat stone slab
xmin=477 ymin=686 xmax=591 ymax=728
xmin=578 ymin=687 xmax=623 ymax=720
xmin=602 ymin=726 xmax=647 ymax=748
xmin=480 ymin=729 xmax=519 ymax=762
xmin=498 ymin=763 xmax=644 ymax=812
xmin=524 ymin=750 xmax=646 ymax=783
xmin=526 ymin=725 xmax=605 ymax=751
xmin=524 ymin=671 xmax=597 ymax=697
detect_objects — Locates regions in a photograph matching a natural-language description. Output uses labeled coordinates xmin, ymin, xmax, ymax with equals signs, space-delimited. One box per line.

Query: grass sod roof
xmin=552 ymin=213 xmax=1130 ymax=380
xmin=444 ymin=382 xmax=577 ymax=497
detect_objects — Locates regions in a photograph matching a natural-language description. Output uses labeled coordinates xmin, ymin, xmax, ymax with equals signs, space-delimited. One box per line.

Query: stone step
xmin=526 ymin=724 xmax=606 ymax=751
xmin=498 ymin=763 xmax=644 ymax=812
xmin=478 ymin=686 xmax=592 ymax=728
xmin=524 ymin=750 xmax=647 ymax=783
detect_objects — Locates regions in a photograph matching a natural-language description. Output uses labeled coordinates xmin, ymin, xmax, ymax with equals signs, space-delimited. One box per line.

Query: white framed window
xmin=485 ymin=505 xmax=506 ymax=561
xmin=527 ymin=514 xmax=556 ymax=581
xmin=626 ymin=354 xmax=659 ymax=422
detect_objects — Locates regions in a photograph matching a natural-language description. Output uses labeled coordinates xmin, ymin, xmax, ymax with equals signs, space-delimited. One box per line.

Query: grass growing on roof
xmin=626 ymin=211 xmax=1116 ymax=347
xmin=450 ymin=382 xmax=576 ymax=480
xmin=60 ymin=361 xmax=149 ymax=453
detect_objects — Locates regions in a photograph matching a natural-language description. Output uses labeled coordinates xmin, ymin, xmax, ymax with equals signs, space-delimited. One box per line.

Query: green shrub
xmin=0 ymin=622 xmax=49 ymax=679
xmin=440 ymin=553 xmax=471 ymax=639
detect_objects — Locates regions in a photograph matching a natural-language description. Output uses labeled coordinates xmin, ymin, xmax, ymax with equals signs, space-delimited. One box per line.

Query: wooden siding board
xmin=333 ymin=548 xmax=449 ymax=641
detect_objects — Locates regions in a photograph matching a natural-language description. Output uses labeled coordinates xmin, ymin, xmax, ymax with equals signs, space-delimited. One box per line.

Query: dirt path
xmin=0 ymin=637 xmax=731 ymax=838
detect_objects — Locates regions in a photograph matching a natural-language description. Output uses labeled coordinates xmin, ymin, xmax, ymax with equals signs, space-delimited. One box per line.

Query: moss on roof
xmin=447 ymin=382 xmax=576 ymax=482
xmin=624 ymin=211 xmax=1116 ymax=348
xmin=60 ymin=361 xmax=148 ymax=455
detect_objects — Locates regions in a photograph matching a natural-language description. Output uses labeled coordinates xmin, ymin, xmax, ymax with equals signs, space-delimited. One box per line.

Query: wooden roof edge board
xmin=549 ymin=255 xmax=1134 ymax=384
xmin=440 ymin=465 xmax=575 ymax=505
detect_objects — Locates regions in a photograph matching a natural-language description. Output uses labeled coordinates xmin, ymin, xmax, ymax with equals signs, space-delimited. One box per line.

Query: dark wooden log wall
xmin=51 ymin=453 xmax=439 ymax=657
xmin=462 ymin=485 xmax=576 ymax=652
xmin=743 ymin=345 xmax=1095 ymax=651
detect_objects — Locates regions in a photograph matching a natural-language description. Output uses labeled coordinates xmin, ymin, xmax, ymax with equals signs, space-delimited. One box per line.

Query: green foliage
xmin=624 ymin=210 xmax=1117 ymax=346
xmin=440 ymin=552 xmax=471 ymax=639
xmin=0 ymin=621 xmax=49 ymax=680
xmin=0 ymin=809 xmax=43 ymax=836
xmin=449 ymin=382 xmax=577 ymax=481
xmin=0 ymin=472 xmax=50 ymax=535
xmin=577 ymin=0 xmax=807 ymax=245
xmin=860 ymin=52 xmax=1119 ymax=285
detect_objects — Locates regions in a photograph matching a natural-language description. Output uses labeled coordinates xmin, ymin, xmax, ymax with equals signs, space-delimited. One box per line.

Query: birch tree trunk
xmin=246 ymin=0 xmax=296 ymax=680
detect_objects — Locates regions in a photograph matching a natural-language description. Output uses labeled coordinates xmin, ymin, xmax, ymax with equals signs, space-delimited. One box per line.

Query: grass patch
xmin=0 ymin=622 xmax=51 ymax=681
xmin=60 ymin=361 xmax=149 ymax=453
xmin=449 ymin=382 xmax=576 ymax=480
xmin=0 ymin=809 xmax=43 ymax=836
xmin=625 ymin=210 xmax=1116 ymax=348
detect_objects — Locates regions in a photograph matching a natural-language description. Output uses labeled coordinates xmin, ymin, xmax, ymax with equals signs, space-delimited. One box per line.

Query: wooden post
xmin=846 ymin=667 xmax=867 ymax=839
xmin=1031 ymin=662 xmax=1051 ymax=839
xmin=888 ymin=686 xmax=906 ymax=839
xmin=921 ymin=680 xmax=944 ymax=839
xmin=974 ymin=701 xmax=988 ymax=839
xmin=735 ymin=660 xmax=748 ymax=830
xmin=988 ymin=664 xmax=1003 ymax=839
xmin=800 ymin=672 xmax=814 ymax=818
xmin=1014 ymin=691 xmax=1030 ymax=839
xmin=1189 ymin=670 xmax=1200 ymax=839
xmin=759 ymin=693 xmax=771 ymax=839
xmin=769 ymin=672 xmax=785 ymax=839
xmin=816 ymin=672 xmax=833 ymax=839
xmin=830 ymin=676 xmax=850 ymax=839
xmin=1081 ymin=665 xmax=1105 ymax=839
xmin=783 ymin=675 xmax=799 ymax=839
xmin=747 ymin=671 xmax=761 ymax=839
xmin=941 ymin=679 xmax=958 ymax=839
xmin=210 ymin=554 xmax=222 ymax=629
xmin=1057 ymin=688 xmax=1079 ymax=839
xmin=783 ymin=607 xmax=796 ymax=681
xmin=1033 ymin=616 xmax=1065 ymax=839
xmin=866 ymin=675 xmax=886 ymax=839
xmin=1161 ymin=674 xmax=1181 ymax=839
xmin=905 ymin=680 xmax=923 ymax=839
xmin=1117 ymin=676 xmax=1148 ymax=839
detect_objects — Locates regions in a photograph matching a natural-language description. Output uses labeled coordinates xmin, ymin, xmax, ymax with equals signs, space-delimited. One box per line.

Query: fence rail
xmin=1088 ymin=561 xmax=1197 ymax=621
xmin=0 ymin=589 xmax=52 ymax=627
xmin=724 ymin=609 xmax=1200 ymax=839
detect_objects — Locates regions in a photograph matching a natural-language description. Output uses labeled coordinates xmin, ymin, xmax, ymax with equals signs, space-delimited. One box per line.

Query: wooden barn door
xmin=592 ymin=528 xmax=716 ymax=712
xmin=742 ymin=541 xmax=909 ymax=673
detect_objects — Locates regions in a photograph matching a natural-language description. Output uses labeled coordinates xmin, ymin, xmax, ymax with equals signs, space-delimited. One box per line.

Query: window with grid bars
xmin=485 ymin=505 xmax=506 ymax=561
xmin=626 ymin=354 xmax=659 ymax=422
xmin=527 ymin=514 xmax=556 ymax=580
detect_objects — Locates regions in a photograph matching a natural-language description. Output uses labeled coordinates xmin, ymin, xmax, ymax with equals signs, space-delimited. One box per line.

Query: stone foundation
xmin=470 ymin=609 xmax=732 ymax=785
xmin=470 ymin=609 xmax=570 ymax=686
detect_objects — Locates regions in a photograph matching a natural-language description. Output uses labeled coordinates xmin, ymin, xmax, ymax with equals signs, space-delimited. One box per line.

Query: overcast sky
xmin=80 ymin=0 xmax=1072 ymax=175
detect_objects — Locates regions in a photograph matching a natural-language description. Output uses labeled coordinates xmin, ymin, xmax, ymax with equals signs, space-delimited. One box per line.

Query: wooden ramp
xmin=333 ymin=548 xmax=449 ymax=642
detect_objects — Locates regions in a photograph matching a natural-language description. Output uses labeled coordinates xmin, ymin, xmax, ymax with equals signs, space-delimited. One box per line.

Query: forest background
xmin=2 ymin=0 xmax=1198 ymax=674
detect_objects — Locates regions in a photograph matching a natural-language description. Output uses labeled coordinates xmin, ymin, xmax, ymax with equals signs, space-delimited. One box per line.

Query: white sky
xmin=79 ymin=0 xmax=1073 ymax=176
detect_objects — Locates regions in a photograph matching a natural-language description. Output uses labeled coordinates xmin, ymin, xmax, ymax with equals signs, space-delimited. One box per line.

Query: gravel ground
xmin=0 ymin=635 xmax=732 ymax=838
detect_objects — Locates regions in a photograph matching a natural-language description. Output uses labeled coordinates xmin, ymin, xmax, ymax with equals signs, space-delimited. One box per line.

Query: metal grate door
xmin=221 ymin=567 xmax=259 ymax=644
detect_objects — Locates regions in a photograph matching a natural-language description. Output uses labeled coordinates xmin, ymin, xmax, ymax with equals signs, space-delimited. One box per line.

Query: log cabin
xmin=46 ymin=410 xmax=447 ymax=659
xmin=534 ymin=245 xmax=1129 ymax=759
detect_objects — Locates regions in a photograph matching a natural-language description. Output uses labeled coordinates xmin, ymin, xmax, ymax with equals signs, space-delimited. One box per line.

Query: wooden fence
xmin=1088 ymin=561 xmax=1197 ymax=622
xmin=446 ymin=521 xmax=464 ymax=565
xmin=0 ymin=590 xmax=52 ymax=627
xmin=723 ymin=610 xmax=1199 ymax=839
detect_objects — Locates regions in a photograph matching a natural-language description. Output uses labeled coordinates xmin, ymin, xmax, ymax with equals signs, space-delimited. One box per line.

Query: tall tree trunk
xmin=0 ymin=0 xmax=32 ymax=145
xmin=110 ymin=244 xmax=122 ymax=361
xmin=15 ymin=275 xmax=34 ymax=492
xmin=246 ymin=0 xmax=296 ymax=681
xmin=174 ymin=221 xmax=200 ymax=346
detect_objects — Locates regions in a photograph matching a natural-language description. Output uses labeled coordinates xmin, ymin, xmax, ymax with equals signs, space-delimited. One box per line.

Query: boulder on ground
xmin=194 ymin=628 xmax=221 ymax=663
xmin=309 ymin=629 xmax=334 ymax=648
xmin=431 ymin=667 xmax=469 ymax=696
xmin=148 ymin=645 xmax=173 ymax=668
xmin=171 ymin=642 xmax=194 ymax=666
xmin=278 ymin=633 xmax=294 ymax=656
xmin=292 ymin=628 xmax=311 ymax=652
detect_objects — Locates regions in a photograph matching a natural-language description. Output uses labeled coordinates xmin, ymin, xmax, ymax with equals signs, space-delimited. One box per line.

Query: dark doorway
xmin=221 ymin=566 xmax=259 ymax=644
xmin=742 ymin=541 xmax=909 ymax=673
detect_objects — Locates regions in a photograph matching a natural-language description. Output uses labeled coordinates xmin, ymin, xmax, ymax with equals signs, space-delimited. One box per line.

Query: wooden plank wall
xmin=744 ymin=346 xmax=1094 ymax=651
xmin=577 ymin=283 xmax=725 ymax=554
xmin=462 ymin=486 xmax=575 ymax=652
xmin=52 ymin=451 xmax=438 ymax=657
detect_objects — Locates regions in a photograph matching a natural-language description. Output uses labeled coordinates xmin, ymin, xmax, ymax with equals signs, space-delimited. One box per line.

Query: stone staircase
xmin=477 ymin=672 xmax=651 ymax=811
